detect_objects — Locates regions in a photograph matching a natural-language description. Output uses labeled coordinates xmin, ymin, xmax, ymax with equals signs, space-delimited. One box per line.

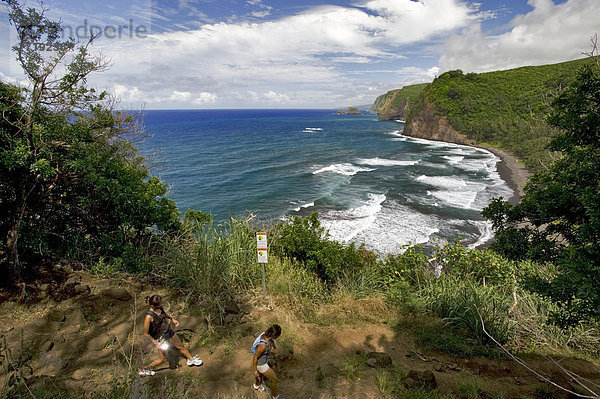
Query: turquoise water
xmin=140 ymin=109 xmax=512 ymax=254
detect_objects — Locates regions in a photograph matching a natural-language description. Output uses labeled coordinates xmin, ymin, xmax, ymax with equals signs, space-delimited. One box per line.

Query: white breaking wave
xmin=357 ymin=157 xmax=418 ymax=167
xmin=417 ymin=175 xmax=486 ymax=210
xmin=313 ymin=163 xmax=375 ymax=176
xmin=322 ymin=197 xmax=441 ymax=255
xmin=441 ymin=155 xmax=464 ymax=165
xmin=292 ymin=202 xmax=315 ymax=212
xmin=417 ymin=175 xmax=468 ymax=189
xmin=303 ymin=127 xmax=323 ymax=133
xmin=468 ymin=220 xmax=495 ymax=249
xmin=321 ymin=193 xmax=386 ymax=243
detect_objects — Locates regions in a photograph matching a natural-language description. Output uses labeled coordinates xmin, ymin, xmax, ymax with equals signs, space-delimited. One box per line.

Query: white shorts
xmin=257 ymin=363 xmax=270 ymax=373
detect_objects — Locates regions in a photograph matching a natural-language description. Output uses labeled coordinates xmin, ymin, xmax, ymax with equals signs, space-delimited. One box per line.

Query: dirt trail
xmin=1 ymin=269 xmax=599 ymax=399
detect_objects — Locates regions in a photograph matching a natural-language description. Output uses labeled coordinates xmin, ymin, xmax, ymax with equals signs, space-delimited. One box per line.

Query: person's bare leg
xmin=170 ymin=334 xmax=193 ymax=360
xmin=147 ymin=349 xmax=166 ymax=368
xmin=255 ymin=372 xmax=263 ymax=386
xmin=261 ymin=368 xmax=278 ymax=397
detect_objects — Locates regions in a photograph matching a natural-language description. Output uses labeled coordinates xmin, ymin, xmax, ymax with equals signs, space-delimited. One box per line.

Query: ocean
xmin=139 ymin=109 xmax=512 ymax=255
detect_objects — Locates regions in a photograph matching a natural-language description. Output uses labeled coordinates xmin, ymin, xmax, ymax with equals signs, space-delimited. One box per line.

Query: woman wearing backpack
xmin=139 ymin=294 xmax=202 ymax=375
xmin=252 ymin=324 xmax=283 ymax=398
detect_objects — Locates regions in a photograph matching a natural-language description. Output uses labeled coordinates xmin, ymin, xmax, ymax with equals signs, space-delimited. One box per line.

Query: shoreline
xmin=479 ymin=146 xmax=531 ymax=205
xmin=471 ymin=145 xmax=531 ymax=250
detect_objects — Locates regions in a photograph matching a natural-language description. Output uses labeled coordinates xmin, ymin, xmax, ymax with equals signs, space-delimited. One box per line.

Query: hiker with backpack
xmin=252 ymin=324 xmax=283 ymax=398
xmin=139 ymin=294 xmax=203 ymax=375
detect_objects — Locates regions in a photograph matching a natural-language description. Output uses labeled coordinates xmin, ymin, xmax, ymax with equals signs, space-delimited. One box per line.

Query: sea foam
xmin=292 ymin=202 xmax=315 ymax=212
xmin=357 ymin=157 xmax=418 ymax=167
xmin=416 ymin=175 xmax=485 ymax=210
xmin=303 ymin=127 xmax=323 ymax=133
xmin=313 ymin=163 xmax=375 ymax=176
xmin=321 ymin=193 xmax=385 ymax=243
xmin=322 ymin=196 xmax=441 ymax=255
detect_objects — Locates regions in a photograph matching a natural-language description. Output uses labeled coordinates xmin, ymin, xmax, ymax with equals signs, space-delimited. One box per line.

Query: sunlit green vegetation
xmin=404 ymin=58 xmax=595 ymax=170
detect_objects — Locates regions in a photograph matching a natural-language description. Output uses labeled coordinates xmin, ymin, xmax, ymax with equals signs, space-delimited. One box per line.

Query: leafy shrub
xmin=434 ymin=243 xmax=517 ymax=287
xmin=383 ymin=246 xmax=431 ymax=287
xmin=272 ymin=212 xmax=373 ymax=282
xmin=0 ymin=332 xmax=34 ymax=398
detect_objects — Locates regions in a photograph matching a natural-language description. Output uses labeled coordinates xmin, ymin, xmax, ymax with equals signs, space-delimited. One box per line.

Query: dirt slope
xmin=1 ymin=267 xmax=599 ymax=398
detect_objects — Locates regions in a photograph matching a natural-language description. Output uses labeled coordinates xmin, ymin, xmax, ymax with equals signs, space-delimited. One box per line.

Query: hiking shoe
xmin=138 ymin=369 xmax=155 ymax=376
xmin=252 ymin=383 xmax=265 ymax=392
xmin=187 ymin=355 xmax=203 ymax=366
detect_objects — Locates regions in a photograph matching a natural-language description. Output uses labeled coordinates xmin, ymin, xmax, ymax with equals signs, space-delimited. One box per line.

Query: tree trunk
xmin=5 ymin=222 xmax=21 ymax=284
xmin=4 ymin=182 xmax=28 ymax=285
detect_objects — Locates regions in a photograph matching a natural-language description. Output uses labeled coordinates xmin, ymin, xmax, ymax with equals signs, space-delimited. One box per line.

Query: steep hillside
xmin=375 ymin=58 xmax=596 ymax=170
xmin=371 ymin=83 xmax=428 ymax=121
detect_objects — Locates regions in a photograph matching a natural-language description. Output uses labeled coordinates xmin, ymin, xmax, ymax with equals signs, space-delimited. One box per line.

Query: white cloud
xmin=439 ymin=0 xmax=599 ymax=73
xmin=17 ymin=0 xmax=583 ymax=108
xmin=251 ymin=10 xmax=271 ymax=18
xmin=263 ymin=90 xmax=290 ymax=103
xmin=167 ymin=91 xmax=192 ymax=102
xmin=193 ymin=92 xmax=217 ymax=104
xmin=96 ymin=0 xmax=475 ymax=107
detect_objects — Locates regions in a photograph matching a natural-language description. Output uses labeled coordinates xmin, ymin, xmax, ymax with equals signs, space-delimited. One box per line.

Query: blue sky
xmin=1 ymin=0 xmax=597 ymax=109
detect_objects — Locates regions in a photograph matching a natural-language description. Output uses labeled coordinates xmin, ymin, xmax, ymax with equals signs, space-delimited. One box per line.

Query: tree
xmin=1 ymin=1 xmax=180 ymax=283
xmin=482 ymin=61 xmax=600 ymax=324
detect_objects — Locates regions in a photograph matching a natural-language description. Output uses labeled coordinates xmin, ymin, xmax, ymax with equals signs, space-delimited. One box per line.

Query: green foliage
xmin=272 ymin=212 xmax=372 ymax=282
xmin=182 ymin=209 xmax=212 ymax=232
xmin=376 ymin=366 xmax=407 ymax=398
xmin=268 ymin=257 xmax=327 ymax=304
xmin=384 ymin=246 xmax=430 ymax=287
xmin=455 ymin=377 xmax=485 ymax=399
xmin=434 ymin=243 xmax=518 ymax=286
xmin=483 ymin=64 xmax=600 ymax=325
xmin=338 ymin=352 xmax=368 ymax=381
xmin=404 ymin=58 xmax=594 ymax=170
xmin=1 ymin=2 xmax=182 ymax=281
xmin=372 ymin=83 xmax=429 ymax=119
xmin=412 ymin=321 xmax=499 ymax=357
xmin=155 ymin=217 xmax=260 ymax=319
xmin=423 ymin=278 xmax=512 ymax=345
xmin=533 ymin=384 xmax=555 ymax=399
xmin=0 ymin=332 xmax=35 ymax=397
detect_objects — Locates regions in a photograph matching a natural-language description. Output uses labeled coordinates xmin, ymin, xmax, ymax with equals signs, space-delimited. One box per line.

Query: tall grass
xmin=153 ymin=217 xmax=262 ymax=318
xmin=422 ymin=277 xmax=513 ymax=345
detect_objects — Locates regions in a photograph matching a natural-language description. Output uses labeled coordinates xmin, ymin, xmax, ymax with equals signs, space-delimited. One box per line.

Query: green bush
xmin=272 ymin=212 xmax=374 ymax=282
xmin=383 ymin=245 xmax=431 ymax=287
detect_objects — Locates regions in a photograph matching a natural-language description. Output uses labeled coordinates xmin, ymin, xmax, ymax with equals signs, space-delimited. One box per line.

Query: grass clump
xmin=455 ymin=377 xmax=485 ymax=399
xmin=377 ymin=366 xmax=407 ymax=397
xmin=411 ymin=321 xmax=501 ymax=358
xmin=338 ymin=352 xmax=368 ymax=381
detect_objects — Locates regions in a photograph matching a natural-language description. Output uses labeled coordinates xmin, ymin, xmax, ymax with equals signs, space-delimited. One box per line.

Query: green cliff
xmin=375 ymin=58 xmax=596 ymax=170
xmin=371 ymin=83 xmax=428 ymax=121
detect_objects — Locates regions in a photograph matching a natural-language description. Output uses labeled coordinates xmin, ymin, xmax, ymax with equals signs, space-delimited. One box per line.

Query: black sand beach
xmin=483 ymin=146 xmax=531 ymax=205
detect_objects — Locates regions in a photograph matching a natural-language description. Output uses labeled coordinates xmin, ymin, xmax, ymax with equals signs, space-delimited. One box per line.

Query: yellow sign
xmin=256 ymin=232 xmax=268 ymax=263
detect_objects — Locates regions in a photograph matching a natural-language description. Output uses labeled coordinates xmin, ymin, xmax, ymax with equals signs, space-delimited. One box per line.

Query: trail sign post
xmin=256 ymin=232 xmax=268 ymax=298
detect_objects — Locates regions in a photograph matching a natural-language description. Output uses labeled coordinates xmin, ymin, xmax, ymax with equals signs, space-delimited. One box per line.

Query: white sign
xmin=256 ymin=232 xmax=268 ymax=263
